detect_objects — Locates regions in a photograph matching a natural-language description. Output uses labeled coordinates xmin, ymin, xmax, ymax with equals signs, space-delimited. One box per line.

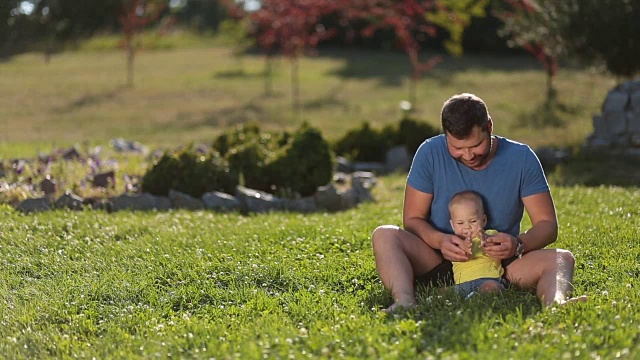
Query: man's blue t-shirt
xmin=407 ymin=135 xmax=549 ymax=236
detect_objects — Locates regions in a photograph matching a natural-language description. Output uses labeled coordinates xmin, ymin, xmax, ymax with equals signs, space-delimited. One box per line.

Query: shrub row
xmin=332 ymin=117 xmax=440 ymax=162
xmin=142 ymin=117 xmax=439 ymax=198
xmin=142 ymin=123 xmax=333 ymax=198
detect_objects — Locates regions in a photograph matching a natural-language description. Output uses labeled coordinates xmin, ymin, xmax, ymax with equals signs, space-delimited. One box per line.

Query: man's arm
xmin=518 ymin=191 xmax=559 ymax=252
xmin=484 ymin=191 xmax=558 ymax=259
xmin=403 ymin=184 xmax=470 ymax=261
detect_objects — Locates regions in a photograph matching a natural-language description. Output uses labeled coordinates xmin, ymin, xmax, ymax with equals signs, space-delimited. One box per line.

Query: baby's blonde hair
xmin=449 ymin=190 xmax=485 ymax=216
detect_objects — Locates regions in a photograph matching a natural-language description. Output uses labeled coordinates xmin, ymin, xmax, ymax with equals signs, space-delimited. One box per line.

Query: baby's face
xmin=449 ymin=201 xmax=486 ymax=239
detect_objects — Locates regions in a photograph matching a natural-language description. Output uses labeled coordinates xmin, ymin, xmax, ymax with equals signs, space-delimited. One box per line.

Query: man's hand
xmin=483 ymin=232 xmax=517 ymax=260
xmin=440 ymin=234 xmax=472 ymax=262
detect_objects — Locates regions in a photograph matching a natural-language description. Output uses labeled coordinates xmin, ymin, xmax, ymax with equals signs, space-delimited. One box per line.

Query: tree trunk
xmin=264 ymin=54 xmax=273 ymax=97
xmin=407 ymin=49 xmax=420 ymax=110
xmin=127 ymin=42 xmax=135 ymax=88
xmin=409 ymin=75 xmax=418 ymax=109
xmin=291 ymin=56 xmax=301 ymax=121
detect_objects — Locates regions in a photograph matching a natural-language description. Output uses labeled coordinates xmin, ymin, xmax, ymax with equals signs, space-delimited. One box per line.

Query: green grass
xmin=0 ymin=174 xmax=638 ymax=358
xmin=1 ymin=38 xmax=638 ymax=358
xmin=0 ymin=43 xmax=615 ymax=159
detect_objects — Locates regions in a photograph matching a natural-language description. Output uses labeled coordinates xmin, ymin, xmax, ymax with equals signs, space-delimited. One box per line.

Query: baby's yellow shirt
xmin=452 ymin=230 xmax=504 ymax=284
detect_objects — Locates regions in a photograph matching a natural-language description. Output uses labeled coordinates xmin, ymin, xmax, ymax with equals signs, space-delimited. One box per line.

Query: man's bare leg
xmin=504 ymin=249 xmax=586 ymax=307
xmin=371 ymin=225 xmax=443 ymax=311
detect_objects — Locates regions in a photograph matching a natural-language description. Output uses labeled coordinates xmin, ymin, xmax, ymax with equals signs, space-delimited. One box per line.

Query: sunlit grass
xmin=0 ymin=174 xmax=638 ymax=358
xmin=0 ymin=45 xmax=615 ymax=158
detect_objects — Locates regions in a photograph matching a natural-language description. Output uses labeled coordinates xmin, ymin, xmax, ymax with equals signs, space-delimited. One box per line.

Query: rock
xmin=352 ymin=171 xmax=377 ymax=189
xmin=282 ymin=196 xmax=317 ymax=213
xmin=315 ymin=183 xmax=344 ymax=212
xmin=535 ymin=147 xmax=571 ymax=171
xmin=40 ymin=175 xmax=57 ymax=196
xmin=17 ymin=197 xmax=52 ymax=213
xmin=110 ymin=138 xmax=148 ymax=155
xmin=235 ymin=186 xmax=282 ymax=213
xmin=84 ymin=197 xmax=111 ymax=211
xmin=385 ymin=145 xmax=411 ymax=173
xmin=111 ymin=193 xmax=171 ymax=211
xmin=602 ymin=90 xmax=629 ymax=113
xmin=585 ymin=80 xmax=640 ymax=154
xmin=332 ymin=172 xmax=349 ymax=185
xmin=54 ymin=192 xmax=85 ymax=210
xmin=62 ymin=147 xmax=81 ymax=160
xmin=335 ymin=156 xmax=353 ymax=173
xmin=169 ymin=189 xmax=204 ymax=210
xmin=352 ymin=161 xmax=385 ymax=174
xmin=92 ymin=171 xmax=116 ymax=189
xmin=202 ymin=191 xmax=242 ymax=212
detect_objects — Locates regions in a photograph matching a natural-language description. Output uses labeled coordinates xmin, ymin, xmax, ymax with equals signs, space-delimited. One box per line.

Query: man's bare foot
xmin=548 ymin=295 xmax=588 ymax=308
xmin=382 ymin=302 xmax=415 ymax=313
xmin=558 ymin=295 xmax=588 ymax=305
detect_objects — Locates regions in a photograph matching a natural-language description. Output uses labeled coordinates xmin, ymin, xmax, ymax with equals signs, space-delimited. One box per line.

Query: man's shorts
xmin=414 ymin=256 xmax=519 ymax=288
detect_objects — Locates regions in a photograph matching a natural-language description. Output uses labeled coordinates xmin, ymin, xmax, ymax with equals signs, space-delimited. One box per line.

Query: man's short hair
xmin=441 ymin=93 xmax=490 ymax=139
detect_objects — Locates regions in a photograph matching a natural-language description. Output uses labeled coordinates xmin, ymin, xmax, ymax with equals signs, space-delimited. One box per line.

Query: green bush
xmin=332 ymin=122 xmax=390 ymax=162
xmin=333 ymin=118 xmax=440 ymax=162
xmin=142 ymin=148 xmax=237 ymax=198
xmin=226 ymin=141 xmax=275 ymax=193
xmin=141 ymin=153 xmax=181 ymax=196
xmin=393 ymin=117 xmax=441 ymax=156
xmin=143 ymin=123 xmax=333 ymax=198
xmin=174 ymin=151 xmax=237 ymax=197
xmin=267 ymin=124 xmax=333 ymax=197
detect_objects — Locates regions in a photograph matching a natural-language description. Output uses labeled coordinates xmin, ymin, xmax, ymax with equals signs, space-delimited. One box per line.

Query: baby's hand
xmin=480 ymin=229 xmax=498 ymax=248
xmin=463 ymin=237 xmax=473 ymax=255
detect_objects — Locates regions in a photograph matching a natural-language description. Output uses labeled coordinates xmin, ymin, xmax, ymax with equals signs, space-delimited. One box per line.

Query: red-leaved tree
xmin=495 ymin=0 xmax=566 ymax=98
xmin=119 ymin=0 xmax=166 ymax=87
xmin=344 ymin=0 xmax=487 ymax=109
xmin=248 ymin=0 xmax=339 ymax=120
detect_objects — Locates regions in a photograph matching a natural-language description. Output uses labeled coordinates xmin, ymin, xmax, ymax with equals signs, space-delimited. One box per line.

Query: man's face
xmin=445 ymin=125 xmax=492 ymax=170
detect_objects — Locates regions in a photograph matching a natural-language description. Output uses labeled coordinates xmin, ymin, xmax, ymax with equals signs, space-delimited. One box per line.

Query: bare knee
xmin=557 ymin=249 xmax=575 ymax=268
xmin=478 ymin=280 xmax=503 ymax=294
xmin=371 ymin=225 xmax=400 ymax=250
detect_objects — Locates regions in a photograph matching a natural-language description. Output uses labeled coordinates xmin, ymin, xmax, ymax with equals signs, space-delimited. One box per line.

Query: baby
xmin=448 ymin=190 xmax=507 ymax=298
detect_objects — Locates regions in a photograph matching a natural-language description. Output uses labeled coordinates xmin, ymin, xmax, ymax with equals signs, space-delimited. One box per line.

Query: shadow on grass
xmin=304 ymin=80 xmax=350 ymax=111
xmin=513 ymin=91 xmax=580 ymax=129
xmin=549 ymin=151 xmax=640 ymax=188
xmin=316 ymin=47 xmax=542 ymax=87
xmin=56 ymin=85 xmax=127 ymax=113
xmin=176 ymin=96 xmax=268 ymax=131
xmin=213 ymin=69 xmax=265 ymax=79
xmin=371 ymin=286 xmax=541 ymax=354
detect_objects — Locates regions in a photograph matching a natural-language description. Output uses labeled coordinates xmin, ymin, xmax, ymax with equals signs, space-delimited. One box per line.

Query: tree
xmin=2 ymin=0 xmax=124 ymax=57
xmin=561 ymin=0 xmax=640 ymax=80
xmin=248 ymin=0 xmax=339 ymax=120
xmin=217 ymin=16 xmax=253 ymax=75
xmin=494 ymin=0 xmax=567 ymax=98
xmin=118 ymin=0 xmax=166 ymax=87
xmin=345 ymin=0 xmax=487 ymax=108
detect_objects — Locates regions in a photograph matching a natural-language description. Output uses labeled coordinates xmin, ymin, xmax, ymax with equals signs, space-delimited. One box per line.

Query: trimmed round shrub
xmin=141 ymin=153 xmax=181 ymax=196
xmin=226 ymin=141 xmax=275 ymax=193
xmin=333 ymin=122 xmax=390 ymax=162
xmin=267 ymin=124 xmax=333 ymax=197
xmin=394 ymin=117 xmax=440 ymax=156
xmin=142 ymin=148 xmax=237 ymax=198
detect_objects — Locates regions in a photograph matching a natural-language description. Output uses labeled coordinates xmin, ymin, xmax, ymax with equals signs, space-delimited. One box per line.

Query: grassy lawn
xmin=0 ymin=174 xmax=639 ymax=358
xmin=0 ymin=45 xmax=615 ymax=158
xmin=1 ymin=40 xmax=638 ymax=358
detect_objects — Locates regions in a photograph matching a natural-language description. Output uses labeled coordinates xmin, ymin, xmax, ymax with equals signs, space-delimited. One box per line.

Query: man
xmin=372 ymin=93 xmax=585 ymax=312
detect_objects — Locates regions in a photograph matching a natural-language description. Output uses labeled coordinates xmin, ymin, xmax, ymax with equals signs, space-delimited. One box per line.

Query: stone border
xmin=14 ymin=172 xmax=377 ymax=214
